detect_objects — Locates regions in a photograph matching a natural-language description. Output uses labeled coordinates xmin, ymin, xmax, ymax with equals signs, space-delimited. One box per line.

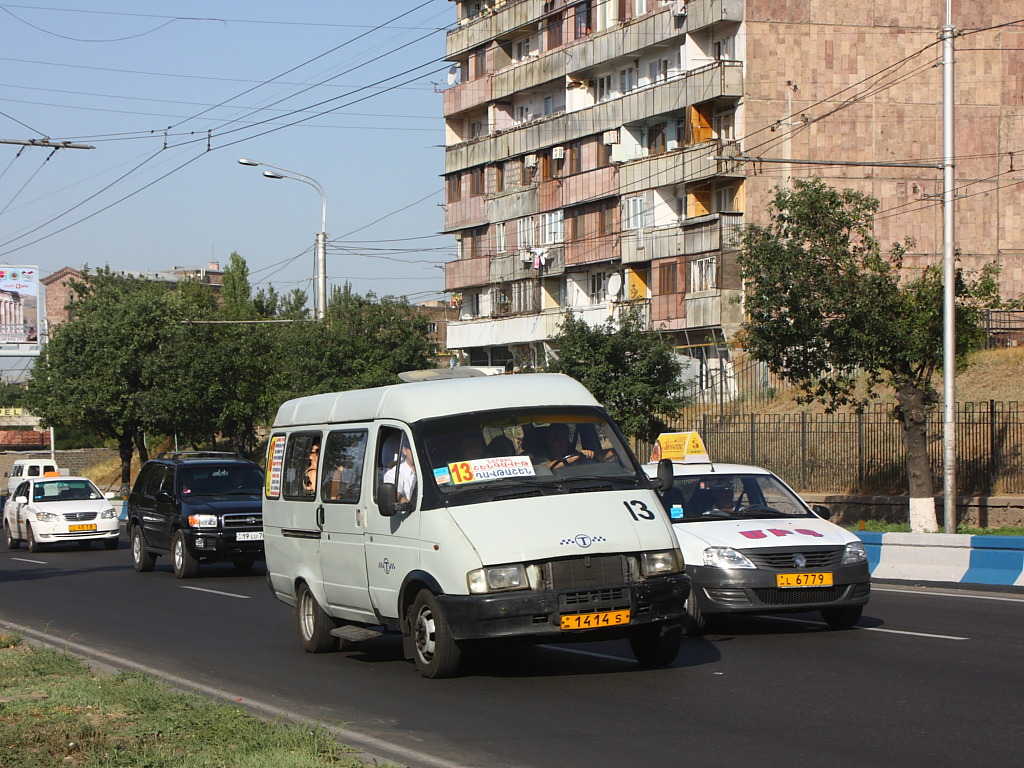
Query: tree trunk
xmin=896 ymin=383 xmax=938 ymax=532
xmin=135 ymin=430 xmax=149 ymax=465
xmin=118 ymin=433 xmax=134 ymax=499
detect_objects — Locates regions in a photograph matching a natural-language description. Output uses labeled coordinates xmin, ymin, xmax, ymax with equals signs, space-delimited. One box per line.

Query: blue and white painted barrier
xmin=857 ymin=532 xmax=1024 ymax=588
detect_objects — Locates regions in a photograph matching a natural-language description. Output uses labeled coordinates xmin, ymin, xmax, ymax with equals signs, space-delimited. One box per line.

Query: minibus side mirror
xmin=812 ymin=504 xmax=831 ymax=520
xmin=378 ymin=482 xmax=399 ymax=517
xmin=654 ymin=458 xmax=675 ymax=492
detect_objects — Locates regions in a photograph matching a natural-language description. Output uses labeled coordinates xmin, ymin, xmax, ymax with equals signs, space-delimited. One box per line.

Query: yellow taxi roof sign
xmin=650 ymin=432 xmax=710 ymax=463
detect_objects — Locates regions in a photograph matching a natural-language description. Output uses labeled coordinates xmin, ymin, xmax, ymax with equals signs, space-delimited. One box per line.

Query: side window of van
xmin=27 ymin=465 xmax=40 ymax=477
xmin=322 ymin=430 xmax=368 ymax=504
xmin=12 ymin=466 xmax=22 ymax=478
xmin=376 ymin=427 xmax=418 ymax=505
xmin=283 ymin=432 xmax=322 ymax=500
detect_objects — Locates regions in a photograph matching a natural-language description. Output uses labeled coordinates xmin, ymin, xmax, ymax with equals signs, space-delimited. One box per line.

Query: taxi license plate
xmin=560 ymin=609 xmax=630 ymax=631
xmin=68 ymin=524 xmax=97 ymax=532
xmin=777 ymin=572 xmax=833 ymax=588
xmin=236 ymin=531 xmax=264 ymax=541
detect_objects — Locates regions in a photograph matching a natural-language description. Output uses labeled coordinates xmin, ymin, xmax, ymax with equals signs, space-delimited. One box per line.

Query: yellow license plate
xmin=777 ymin=572 xmax=833 ymax=588
xmin=560 ymin=609 xmax=630 ymax=631
xmin=69 ymin=524 xmax=97 ymax=532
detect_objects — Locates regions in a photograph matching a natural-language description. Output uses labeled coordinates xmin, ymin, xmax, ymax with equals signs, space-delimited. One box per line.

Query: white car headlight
xmin=641 ymin=549 xmax=683 ymax=577
xmin=467 ymin=564 xmax=527 ymax=594
xmin=842 ymin=541 xmax=867 ymax=565
xmin=703 ymin=546 xmax=756 ymax=569
xmin=187 ymin=514 xmax=219 ymax=528
xmin=34 ymin=511 xmax=58 ymax=523
xmin=100 ymin=508 xmax=117 ymax=519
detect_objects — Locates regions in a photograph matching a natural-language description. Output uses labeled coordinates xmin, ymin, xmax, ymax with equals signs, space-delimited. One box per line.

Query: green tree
xmin=737 ymin=178 xmax=998 ymax=531
xmin=24 ymin=268 xmax=178 ymax=494
xmin=547 ymin=304 xmax=685 ymax=442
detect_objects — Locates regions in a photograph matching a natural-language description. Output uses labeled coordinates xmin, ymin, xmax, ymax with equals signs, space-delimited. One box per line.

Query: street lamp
xmin=237 ymin=158 xmax=328 ymax=320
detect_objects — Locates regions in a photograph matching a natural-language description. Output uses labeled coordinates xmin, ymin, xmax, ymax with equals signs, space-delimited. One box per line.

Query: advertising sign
xmin=0 ymin=266 xmax=39 ymax=345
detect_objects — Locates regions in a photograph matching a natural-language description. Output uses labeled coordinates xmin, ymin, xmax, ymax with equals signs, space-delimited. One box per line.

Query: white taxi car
xmin=645 ymin=433 xmax=870 ymax=634
xmin=4 ymin=476 xmax=119 ymax=552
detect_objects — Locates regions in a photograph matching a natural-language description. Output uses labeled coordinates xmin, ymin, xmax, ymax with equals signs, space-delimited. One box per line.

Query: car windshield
xmin=663 ymin=472 xmax=813 ymax=521
xmin=32 ymin=479 xmax=104 ymax=502
xmin=419 ymin=407 xmax=641 ymax=503
xmin=179 ymin=465 xmax=263 ymax=496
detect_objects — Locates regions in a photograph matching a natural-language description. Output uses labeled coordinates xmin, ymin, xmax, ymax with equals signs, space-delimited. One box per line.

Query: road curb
xmin=857 ymin=532 xmax=1024 ymax=588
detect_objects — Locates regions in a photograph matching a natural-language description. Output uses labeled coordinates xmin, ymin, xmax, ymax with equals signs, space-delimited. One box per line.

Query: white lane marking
xmin=180 ymin=586 xmax=250 ymax=599
xmin=873 ymin=586 xmax=1024 ymax=604
xmin=540 ymin=645 xmax=636 ymax=663
xmin=11 ymin=557 xmax=47 ymax=564
xmin=766 ymin=615 xmax=968 ymax=640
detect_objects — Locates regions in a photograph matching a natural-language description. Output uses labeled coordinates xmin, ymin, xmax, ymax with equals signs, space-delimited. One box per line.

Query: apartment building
xmin=441 ymin=0 xmax=1024 ymax=377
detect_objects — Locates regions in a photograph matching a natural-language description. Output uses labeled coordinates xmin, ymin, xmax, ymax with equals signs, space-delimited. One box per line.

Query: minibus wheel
xmin=409 ymin=589 xmax=461 ymax=679
xmin=629 ymin=621 xmax=682 ymax=667
xmin=295 ymin=582 xmax=338 ymax=653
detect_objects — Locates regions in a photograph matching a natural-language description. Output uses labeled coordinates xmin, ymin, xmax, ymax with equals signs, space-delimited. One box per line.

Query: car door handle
xmin=316 ymin=504 xmax=325 ymax=530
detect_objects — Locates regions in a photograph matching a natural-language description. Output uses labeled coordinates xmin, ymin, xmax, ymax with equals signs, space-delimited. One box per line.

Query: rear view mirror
xmin=812 ymin=504 xmax=831 ymax=520
xmin=378 ymin=482 xmax=399 ymax=517
xmin=654 ymin=458 xmax=675 ymax=492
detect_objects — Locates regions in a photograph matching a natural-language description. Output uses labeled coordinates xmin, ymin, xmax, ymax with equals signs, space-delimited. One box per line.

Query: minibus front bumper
xmin=437 ymin=572 xmax=690 ymax=641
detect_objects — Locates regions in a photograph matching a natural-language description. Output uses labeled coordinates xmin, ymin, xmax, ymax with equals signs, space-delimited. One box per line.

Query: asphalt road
xmin=2 ymin=534 xmax=1022 ymax=768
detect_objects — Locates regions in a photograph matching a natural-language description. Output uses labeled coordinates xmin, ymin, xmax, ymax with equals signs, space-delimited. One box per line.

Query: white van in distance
xmin=263 ymin=371 xmax=690 ymax=677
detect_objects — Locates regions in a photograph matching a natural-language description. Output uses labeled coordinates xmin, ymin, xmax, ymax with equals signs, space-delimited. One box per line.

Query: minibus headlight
xmin=842 ymin=541 xmax=867 ymax=565
xmin=467 ymin=564 xmax=527 ymax=594
xmin=641 ymin=550 xmax=683 ymax=577
xmin=188 ymin=514 xmax=219 ymax=528
xmin=703 ymin=547 xmax=756 ymax=569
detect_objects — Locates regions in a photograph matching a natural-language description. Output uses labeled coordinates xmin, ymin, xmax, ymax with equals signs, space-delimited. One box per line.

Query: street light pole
xmin=237 ymin=158 xmax=328 ymax=320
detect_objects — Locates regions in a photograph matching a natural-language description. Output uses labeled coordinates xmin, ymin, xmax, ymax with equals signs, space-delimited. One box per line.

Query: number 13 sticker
xmin=624 ymin=500 xmax=656 ymax=520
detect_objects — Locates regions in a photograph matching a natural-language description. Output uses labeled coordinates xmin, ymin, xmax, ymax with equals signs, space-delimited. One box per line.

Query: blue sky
xmin=0 ymin=1 xmax=455 ymax=353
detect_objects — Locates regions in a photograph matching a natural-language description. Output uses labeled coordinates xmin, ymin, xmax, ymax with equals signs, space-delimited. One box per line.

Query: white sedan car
xmin=4 ymin=476 xmax=119 ymax=552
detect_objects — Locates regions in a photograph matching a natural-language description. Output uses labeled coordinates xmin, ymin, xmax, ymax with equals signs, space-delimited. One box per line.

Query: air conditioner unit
xmin=520 ymin=250 xmax=534 ymax=263
xmin=524 ymin=153 xmax=538 ymax=168
xmin=551 ymin=146 xmax=565 ymax=160
xmin=671 ymin=0 xmax=687 ymax=17
xmin=603 ymin=129 xmax=620 ymax=145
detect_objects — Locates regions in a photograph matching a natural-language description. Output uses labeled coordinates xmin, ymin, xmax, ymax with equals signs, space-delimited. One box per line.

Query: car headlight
xmin=703 ymin=547 xmax=756 ymax=569
xmin=188 ymin=514 xmax=219 ymax=528
xmin=842 ymin=541 xmax=867 ymax=565
xmin=467 ymin=564 xmax=527 ymax=594
xmin=100 ymin=508 xmax=117 ymax=519
xmin=641 ymin=549 xmax=683 ymax=577
xmin=34 ymin=511 xmax=58 ymax=523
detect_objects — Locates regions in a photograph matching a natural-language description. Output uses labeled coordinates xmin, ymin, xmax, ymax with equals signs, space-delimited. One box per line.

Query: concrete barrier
xmin=857 ymin=532 xmax=1024 ymax=588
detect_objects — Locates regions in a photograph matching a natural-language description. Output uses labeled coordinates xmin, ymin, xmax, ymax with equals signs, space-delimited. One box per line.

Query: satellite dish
xmin=607 ymin=273 xmax=623 ymax=298
xmin=447 ymin=65 xmax=459 ymax=86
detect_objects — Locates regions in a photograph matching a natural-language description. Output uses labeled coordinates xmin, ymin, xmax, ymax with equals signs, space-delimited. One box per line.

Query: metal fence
xmin=639 ymin=401 xmax=1024 ymax=495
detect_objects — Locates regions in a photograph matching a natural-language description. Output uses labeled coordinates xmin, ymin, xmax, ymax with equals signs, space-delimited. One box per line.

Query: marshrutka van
xmin=263 ymin=370 xmax=690 ymax=678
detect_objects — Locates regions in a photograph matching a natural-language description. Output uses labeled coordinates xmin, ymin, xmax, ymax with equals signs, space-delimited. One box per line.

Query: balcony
xmin=447 ymin=0 xmax=544 ymax=58
xmin=685 ymin=0 xmax=745 ymax=33
xmin=620 ymin=212 xmax=743 ymax=265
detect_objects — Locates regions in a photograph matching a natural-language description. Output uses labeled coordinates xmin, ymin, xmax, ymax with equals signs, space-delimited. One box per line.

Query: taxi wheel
xmin=26 ymin=524 xmax=42 ymax=553
xmin=4 ymin=520 xmax=18 ymax=550
xmin=294 ymin=582 xmax=338 ymax=653
xmin=172 ymin=532 xmax=199 ymax=579
xmin=683 ymin=594 xmax=710 ymax=636
xmin=409 ymin=589 xmax=462 ymax=679
xmin=131 ymin=526 xmax=156 ymax=572
xmin=629 ymin=622 xmax=683 ymax=667
xmin=822 ymin=605 xmax=862 ymax=630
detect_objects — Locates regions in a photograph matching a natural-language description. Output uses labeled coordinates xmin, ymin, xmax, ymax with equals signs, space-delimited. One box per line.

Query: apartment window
xmin=600 ymin=200 xmax=616 ymax=234
xmin=714 ymin=35 xmax=737 ymax=61
xmin=595 ymin=74 xmax=613 ymax=102
xmin=512 ymin=280 xmax=534 ymax=313
xmin=713 ymin=109 xmax=736 ymax=142
xmin=588 ymin=272 xmax=608 ymax=303
xmin=446 ymin=174 xmax=461 ymax=203
xmin=649 ymin=58 xmax=669 ymax=84
xmin=647 ymin=123 xmax=667 ymax=156
xmin=427 ymin=321 xmax=438 ymax=334
xmin=660 ymin=261 xmax=678 ymax=294
xmin=691 ymin=256 xmax=717 ymax=292
xmin=567 ymin=207 xmax=586 ymax=240
xmin=473 ymin=46 xmax=486 ymax=79
xmin=495 ymin=163 xmax=505 ymax=193
xmin=519 ymin=216 xmax=536 ymax=249
xmin=540 ymin=210 xmax=564 ymax=244
xmin=520 ymin=157 xmax=533 ymax=185
xmin=470 ymin=166 xmax=485 ymax=196
xmin=567 ymin=141 xmax=583 ymax=175
xmin=469 ymin=119 xmax=488 ymax=139
xmin=624 ymin=196 xmax=645 ymax=230
xmin=546 ymin=12 xmax=563 ymax=49
xmin=495 ymin=221 xmax=506 ymax=253
xmin=515 ymin=104 xmax=530 ymax=123
xmin=574 ymin=1 xmax=592 ymax=38
xmin=597 ymin=139 xmax=612 ymax=168
xmin=632 ymin=0 xmax=648 ymax=16
xmin=544 ymin=95 xmax=554 ymax=115
xmin=463 ymin=227 xmax=486 ymax=259
xmin=619 ymin=66 xmax=637 ymax=94
xmin=713 ymin=185 xmax=737 ymax=213
xmin=466 ymin=292 xmax=481 ymax=317
xmin=514 ymin=36 xmax=533 ymax=62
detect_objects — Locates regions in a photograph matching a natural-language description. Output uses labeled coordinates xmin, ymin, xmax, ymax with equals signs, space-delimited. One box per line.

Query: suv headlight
xmin=34 ymin=511 xmax=58 ymax=523
xmin=704 ymin=547 xmax=756 ymax=569
xmin=641 ymin=549 xmax=683 ymax=577
xmin=467 ymin=564 xmax=527 ymax=594
xmin=188 ymin=514 xmax=219 ymax=528
xmin=842 ymin=541 xmax=867 ymax=565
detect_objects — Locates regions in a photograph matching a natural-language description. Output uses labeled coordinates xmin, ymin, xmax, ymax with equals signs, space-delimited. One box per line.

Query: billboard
xmin=0 ymin=266 xmax=39 ymax=345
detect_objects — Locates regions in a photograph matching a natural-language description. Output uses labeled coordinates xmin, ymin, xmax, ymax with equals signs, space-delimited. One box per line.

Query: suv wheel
xmin=172 ymin=531 xmax=199 ymax=579
xmin=131 ymin=525 xmax=156 ymax=572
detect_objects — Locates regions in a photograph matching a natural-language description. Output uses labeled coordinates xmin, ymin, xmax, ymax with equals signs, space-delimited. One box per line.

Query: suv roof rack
xmin=156 ymin=451 xmax=245 ymax=461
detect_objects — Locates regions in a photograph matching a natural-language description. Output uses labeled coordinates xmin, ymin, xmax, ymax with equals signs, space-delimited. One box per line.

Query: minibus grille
xmin=545 ymin=555 xmax=627 ymax=590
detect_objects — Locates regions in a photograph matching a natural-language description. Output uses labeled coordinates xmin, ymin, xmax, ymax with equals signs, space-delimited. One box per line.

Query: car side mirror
xmin=104 ymin=491 xmax=116 ymax=500
xmin=812 ymin=504 xmax=831 ymax=520
xmin=378 ymin=482 xmax=399 ymax=517
xmin=14 ymin=496 xmax=27 ymax=505
xmin=654 ymin=458 xmax=675 ymax=492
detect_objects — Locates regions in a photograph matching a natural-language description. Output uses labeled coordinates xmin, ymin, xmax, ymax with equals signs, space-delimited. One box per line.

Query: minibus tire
xmin=131 ymin=526 xmax=156 ymax=572
xmin=295 ymin=583 xmax=338 ymax=653
xmin=629 ymin=622 xmax=682 ymax=667
xmin=410 ymin=589 xmax=462 ymax=679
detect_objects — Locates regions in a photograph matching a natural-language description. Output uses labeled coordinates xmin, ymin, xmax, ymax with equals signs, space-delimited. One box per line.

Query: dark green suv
xmin=127 ymin=452 xmax=264 ymax=578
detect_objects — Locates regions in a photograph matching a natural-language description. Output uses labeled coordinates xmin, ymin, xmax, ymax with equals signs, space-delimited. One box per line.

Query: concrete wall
xmin=858 ymin=532 xmax=1024 ymax=588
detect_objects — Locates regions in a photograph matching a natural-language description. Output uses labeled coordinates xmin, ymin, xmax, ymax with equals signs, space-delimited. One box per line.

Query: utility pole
xmin=941 ymin=3 xmax=957 ymax=534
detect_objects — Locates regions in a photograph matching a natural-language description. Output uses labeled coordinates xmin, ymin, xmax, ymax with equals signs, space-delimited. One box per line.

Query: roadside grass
xmin=851 ymin=520 xmax=1024 ymax=536
xmin=0 ymin=632 xmax=390 ymax=768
